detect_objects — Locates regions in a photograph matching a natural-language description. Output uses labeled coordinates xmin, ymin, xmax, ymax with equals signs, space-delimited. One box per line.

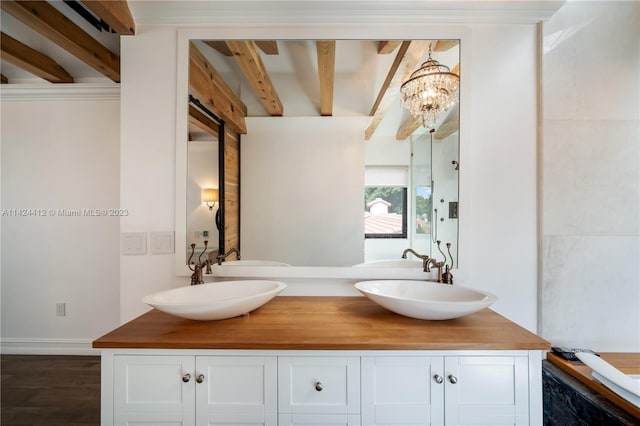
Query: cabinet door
xmin=361 ymin=356 xmax=445 ymax=425
xmin=279 ymin=413 xmax=360 ymax=426
xmin=114 ymin=355 xmax=195 ymax=426
xmin=444 ymin=356 xmax=529 ymax=426
xmin=278 ymin=357 xmax=360 ymax=415
xmin=196 ymin=356 xmax=277 ymax=425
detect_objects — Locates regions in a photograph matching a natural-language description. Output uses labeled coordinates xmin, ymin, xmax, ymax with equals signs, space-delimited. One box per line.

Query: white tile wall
xmin=541 ymin=1 xmax=640 ymax=351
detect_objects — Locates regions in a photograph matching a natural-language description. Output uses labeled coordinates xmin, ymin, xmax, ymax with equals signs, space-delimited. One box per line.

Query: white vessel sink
xmin=576 ymin=352 xmax=640 ymax=407
xmin=220 ymin=260 xmax=292 ymax=266
xmin=143 ymin=280 xmax=287 ymax=321
xmin=355 ymin=280 xmax=497 ymax=320
xmin=353 ymin=259 xmax=423 ymax=268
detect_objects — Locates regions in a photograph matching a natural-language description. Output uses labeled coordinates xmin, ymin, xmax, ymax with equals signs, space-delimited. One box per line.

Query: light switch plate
xmin=149 ymin=231 xmax=174 ymax=254
xmin=121 ymin=232 xmax=146 ymax=255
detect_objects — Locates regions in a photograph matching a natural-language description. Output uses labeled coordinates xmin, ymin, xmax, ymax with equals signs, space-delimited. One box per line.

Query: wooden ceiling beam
xmin=0 ymin=1 xmax=120 ymax=82
xmin=378 ymin=41 xmax=402 ymax=54
xmin=0 ymin=32 xmax=74 ymax=83
xmin=1 ymin=74 xmax=8 ymax=84
xmin=365 ymin=40 xmax=430 ymax=140
xmin=316 ymin=40 xmax=335 ymax=116
xmin=226 ymin=40 xmax=283 ymax=116
xmin=80 ymin=0 xmax=135 ymax=35
xmin=189 ymin=42 xmax=247 ymax=134
xmin=189 ymin=105 xmax=219 ymax=139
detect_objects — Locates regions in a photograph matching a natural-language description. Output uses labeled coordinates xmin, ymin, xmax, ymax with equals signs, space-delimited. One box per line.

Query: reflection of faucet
xmin=188 ymin=241 xmax=212 ymax=285
xmin=216 ymin=248 xmax=240 ymax=265
xmin=401 ymin=248 xmax=431 ymax=272
xmin=426 ymin=240 xmax=454 ymax=284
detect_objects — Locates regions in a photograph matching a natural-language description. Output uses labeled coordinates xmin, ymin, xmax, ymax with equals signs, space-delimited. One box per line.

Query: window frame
xmin=364 ymin=186 xmax=408 ymax=239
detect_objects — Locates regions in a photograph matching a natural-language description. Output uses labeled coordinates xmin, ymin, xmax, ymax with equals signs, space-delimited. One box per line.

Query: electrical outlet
xmin=56 ymin=302 xmax=66 ymax=317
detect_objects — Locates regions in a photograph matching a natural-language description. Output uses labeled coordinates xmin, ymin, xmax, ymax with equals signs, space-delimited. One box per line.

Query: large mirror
xmin=182 ymin=39 xmax=459 ymax=267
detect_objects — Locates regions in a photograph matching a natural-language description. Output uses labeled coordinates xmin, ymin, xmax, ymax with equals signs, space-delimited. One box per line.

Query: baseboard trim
xmin=0 ymin=338 xmax=99 ymax=356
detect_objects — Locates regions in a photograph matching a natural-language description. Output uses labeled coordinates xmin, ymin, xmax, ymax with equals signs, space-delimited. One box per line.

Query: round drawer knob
xmin=182 ymin=373 xmax=191 ymax=383
xmin=196 ymin=374 xmax=205 ymax=383
xmin=314 ymin=381 xmax=323 ymax=392
xmin=433 ymin=374 xmax=444 ymax=384
xmin=448 ymin=374 xmax=458 ymax=384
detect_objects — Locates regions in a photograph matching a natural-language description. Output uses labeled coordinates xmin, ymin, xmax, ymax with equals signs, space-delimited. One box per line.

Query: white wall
xmin=464 ymin=25 xmax=539 ymax=330
xmin=1 ymin=86 xmax=121 ymax=353
xmin=541 ymin=1 xmax=640 ymax=351
xmin=120 ymin=26 xmax=185 ymax=323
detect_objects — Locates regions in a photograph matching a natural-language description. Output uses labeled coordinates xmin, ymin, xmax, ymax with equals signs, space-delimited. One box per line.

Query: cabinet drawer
xmin=278 ymin=357 xmax=360 ymax=415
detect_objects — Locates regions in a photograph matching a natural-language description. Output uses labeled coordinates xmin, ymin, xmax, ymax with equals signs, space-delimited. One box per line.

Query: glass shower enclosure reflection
xmin=411 ymin=128 xmax=459 ymax=267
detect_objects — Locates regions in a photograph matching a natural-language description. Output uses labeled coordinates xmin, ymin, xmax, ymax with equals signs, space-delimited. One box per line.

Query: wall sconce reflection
xmin=202 ymin=188 xmax=219 ymax=211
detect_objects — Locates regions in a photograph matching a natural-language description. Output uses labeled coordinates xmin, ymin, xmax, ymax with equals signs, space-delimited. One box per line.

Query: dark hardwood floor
xmin=1 ymin=355 xmax=101 ymax=426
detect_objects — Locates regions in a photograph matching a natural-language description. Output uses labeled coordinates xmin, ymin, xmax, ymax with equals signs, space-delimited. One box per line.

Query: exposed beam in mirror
xmin=378 ymin=41 xmax=401 ymax=54
xmin=433 ymin=40 xmax=459 ymax=51
xmin=396 ymin=115 xmax=422 ymax=140
xmin=1 ymin=74 xmax=8 ymax=84
xmin=316 ymin=40 xmax=335 ymax=116
xmin=365 ymin=40 xmax=430 ymax=140
xmin=434 ymin=117 xmax=459 ymax=140
xmin=368 ymin=41 xmax=410 ymax=116
xmin=189 ymin=42 xmax=247 ymax=134
xmin=255 ymin=41 xmax=279 ymax=55
xmin=0 ymin=32 xmax=74 ymax=83
xmin=80 ymin=0 xmax=135 ymax=35
xmin=1 ymin=1 xmax=121 ymax=82
xmin=204 ymin=40 xmax=279 ymax=56
xmin=204 ymin=41 xmax=232 ymax=56
xmin=189 ymin=105 xmax=219 ymax=139
xmin=225 ymin=40 xmax=284 ymax=116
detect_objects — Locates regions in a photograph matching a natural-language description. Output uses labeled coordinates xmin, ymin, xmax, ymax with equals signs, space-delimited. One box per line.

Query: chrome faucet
xmin=188 ymin=241 xmax=212 ymax=285
xmin=401 ymin=248 xmax=431 ymax=272
xmin=216 ymin=247 xmax=240 ymax=265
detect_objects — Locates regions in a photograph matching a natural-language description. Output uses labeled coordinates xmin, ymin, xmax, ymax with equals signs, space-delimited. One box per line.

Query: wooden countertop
xmin=93 ymin=296 xmax=550 ymax=351
xmin=547 ymin=352 xmax=640 ymax=419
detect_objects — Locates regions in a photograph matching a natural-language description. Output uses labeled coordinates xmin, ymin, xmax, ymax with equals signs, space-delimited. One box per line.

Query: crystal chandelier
xmin=399 ymin=44 xmax=460 ymax=130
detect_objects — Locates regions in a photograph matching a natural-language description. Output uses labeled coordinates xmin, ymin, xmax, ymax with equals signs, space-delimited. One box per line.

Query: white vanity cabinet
xmin=103 ymin=350 xmax=541 ymax=426
xmin=95 ymin=298 xmax=549 ymax=426
xmin=361 ymin=355 xmax=533 ymax=426
xmin=108 ymin=354 xmax=277 ymax=426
